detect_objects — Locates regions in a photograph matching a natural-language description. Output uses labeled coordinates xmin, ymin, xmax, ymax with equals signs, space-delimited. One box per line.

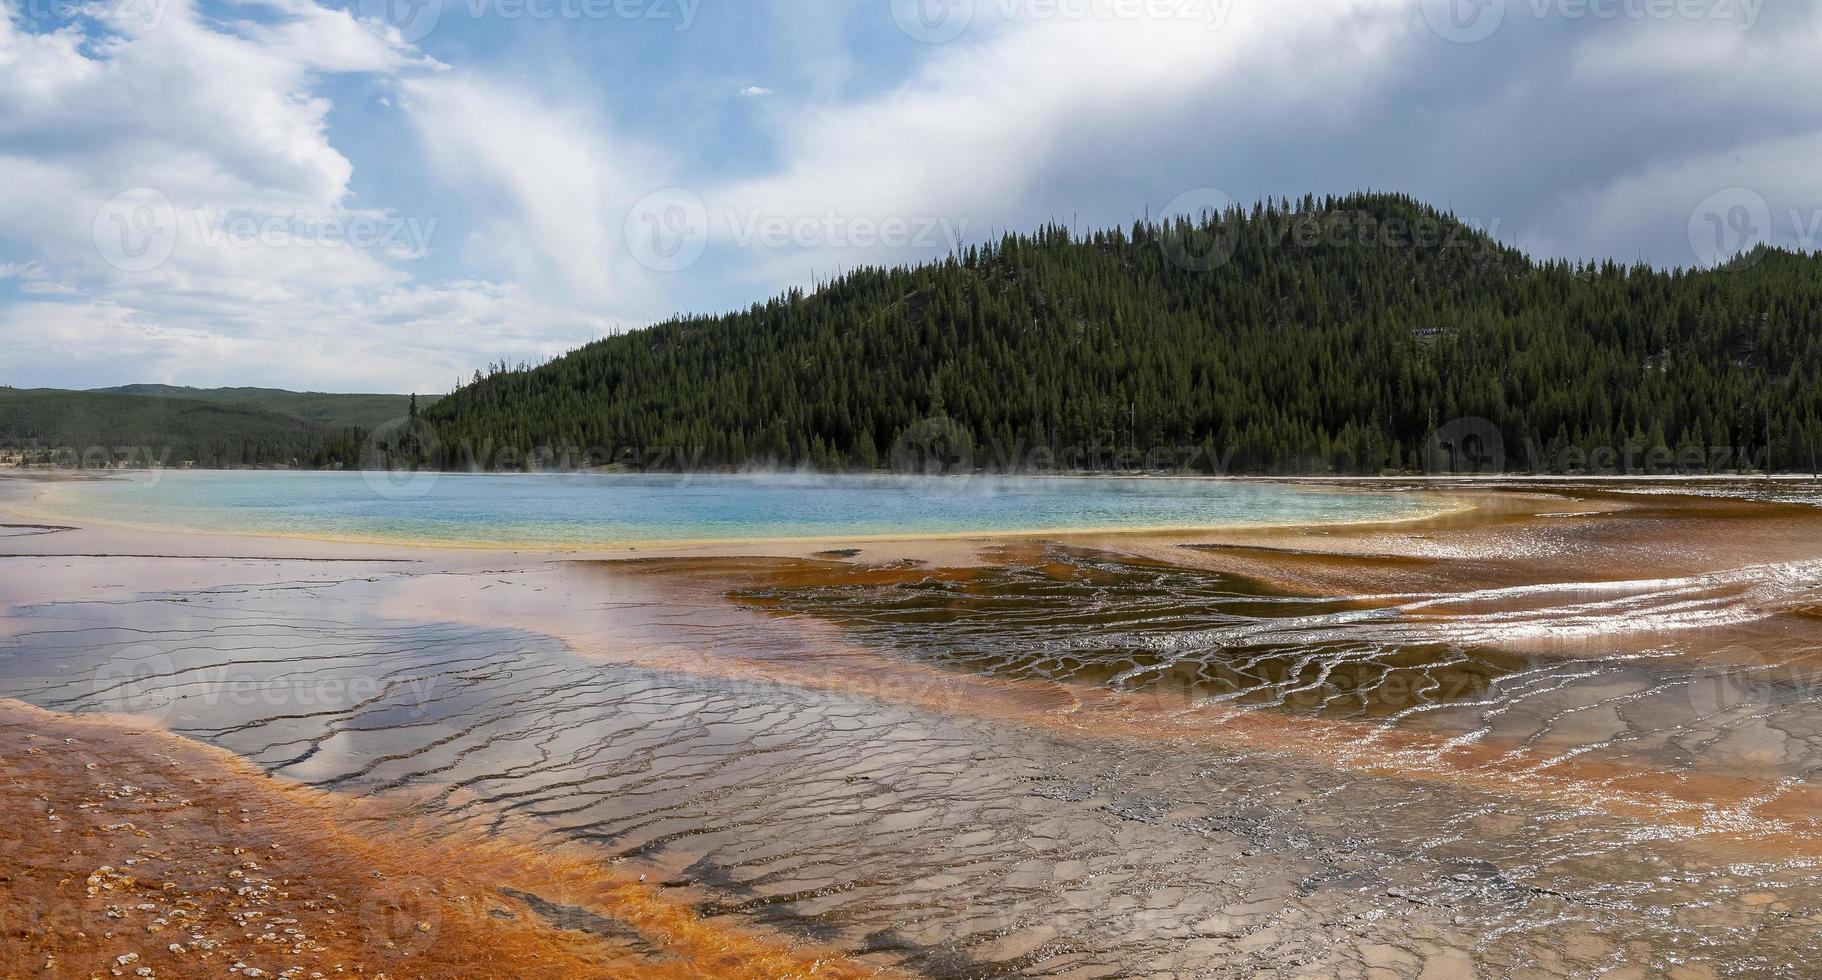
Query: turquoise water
xmin=34 ymin=471 xmax=1431 ymax=547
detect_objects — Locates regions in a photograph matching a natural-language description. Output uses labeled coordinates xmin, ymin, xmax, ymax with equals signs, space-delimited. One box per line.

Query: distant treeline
xmin=421 ymin=192 xmax=1822 ymax=476
xmin=0 ymin=387 xmax=431 ymax=469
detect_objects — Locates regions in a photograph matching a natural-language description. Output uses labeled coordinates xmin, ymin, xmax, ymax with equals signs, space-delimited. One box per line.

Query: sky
xmin=1 ymin=0 xmax=1818 ymax=393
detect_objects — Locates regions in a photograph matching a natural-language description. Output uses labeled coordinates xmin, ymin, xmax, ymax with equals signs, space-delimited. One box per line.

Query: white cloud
xmin=3 ymin=0 xmax=1821 ymax=391
xmin=0 ymin=284 xmax=617 ymax=393
xmin=402 ymin=76 xmax=670 ymax=312
xmin=712 ymin=1 xmax=1409 ymax=284
xmin=0 ymin=0 xmax=606 ymax=391
xmin=1528 ymin=131 xmax=1822 ymax=267
xmin=698 ymin=0 xmax=1822 ymax=287
xmin=0 ymin=0 xmax=419 ymax=222
xmin=0 ymin=0 xmax=426 ymax=295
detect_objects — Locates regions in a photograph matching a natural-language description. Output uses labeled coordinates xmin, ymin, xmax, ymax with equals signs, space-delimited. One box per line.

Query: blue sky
xmin=1 ymin=0 xmax=1818 ymax=392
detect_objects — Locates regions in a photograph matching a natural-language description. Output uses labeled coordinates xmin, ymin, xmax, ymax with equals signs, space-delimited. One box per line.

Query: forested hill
xmin=91 ymin=386 xmax=435 ymax=431
xmin=0 ymin=387 xmax=436 ymax=468
xmin=427 ymin=192 xmax=1822 ymax=476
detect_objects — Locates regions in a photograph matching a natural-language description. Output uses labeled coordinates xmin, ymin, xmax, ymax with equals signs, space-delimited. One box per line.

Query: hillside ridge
xmin=423 ymin=192 xmax=1822 ymax=476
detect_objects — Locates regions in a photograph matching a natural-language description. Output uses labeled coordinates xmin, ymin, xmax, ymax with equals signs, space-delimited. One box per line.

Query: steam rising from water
xmin=29 ymin=470 xmax=1430 ymax=548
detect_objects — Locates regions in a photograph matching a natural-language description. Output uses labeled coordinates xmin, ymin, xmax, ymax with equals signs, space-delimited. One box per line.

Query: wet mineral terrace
xmin=5 ymin=484 xmax=1822 ymax=977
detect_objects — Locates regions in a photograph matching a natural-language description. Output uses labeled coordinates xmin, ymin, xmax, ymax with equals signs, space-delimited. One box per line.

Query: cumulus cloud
xmin=2 ymin=0 xmax=1820 ymax=391
xmin=1 ymin=285 xmax=614 ymax=393
xmin=0 ymin=0 xmax=420 ymax=222
xmin=0 ymin=0 xmax=605 ymax=391
xmin=706 ymin=0 xmax=1822 ymax=284
xmin=711 ymin=2 xmax=1410 ymax=284
xmin=402 ymin=76 xmax=671 ymax=311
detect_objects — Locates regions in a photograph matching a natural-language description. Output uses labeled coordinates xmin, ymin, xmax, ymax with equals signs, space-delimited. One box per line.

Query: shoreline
xmin=10 ymin=463 xmax=1822 ymax=482
xmin=0 ymin=469 xmax=1515 ymax=559
xmin=3 ymin=469 xmax=1478 ymax=558
xmin=4 ymin=469 xmax=1803 ymax=570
